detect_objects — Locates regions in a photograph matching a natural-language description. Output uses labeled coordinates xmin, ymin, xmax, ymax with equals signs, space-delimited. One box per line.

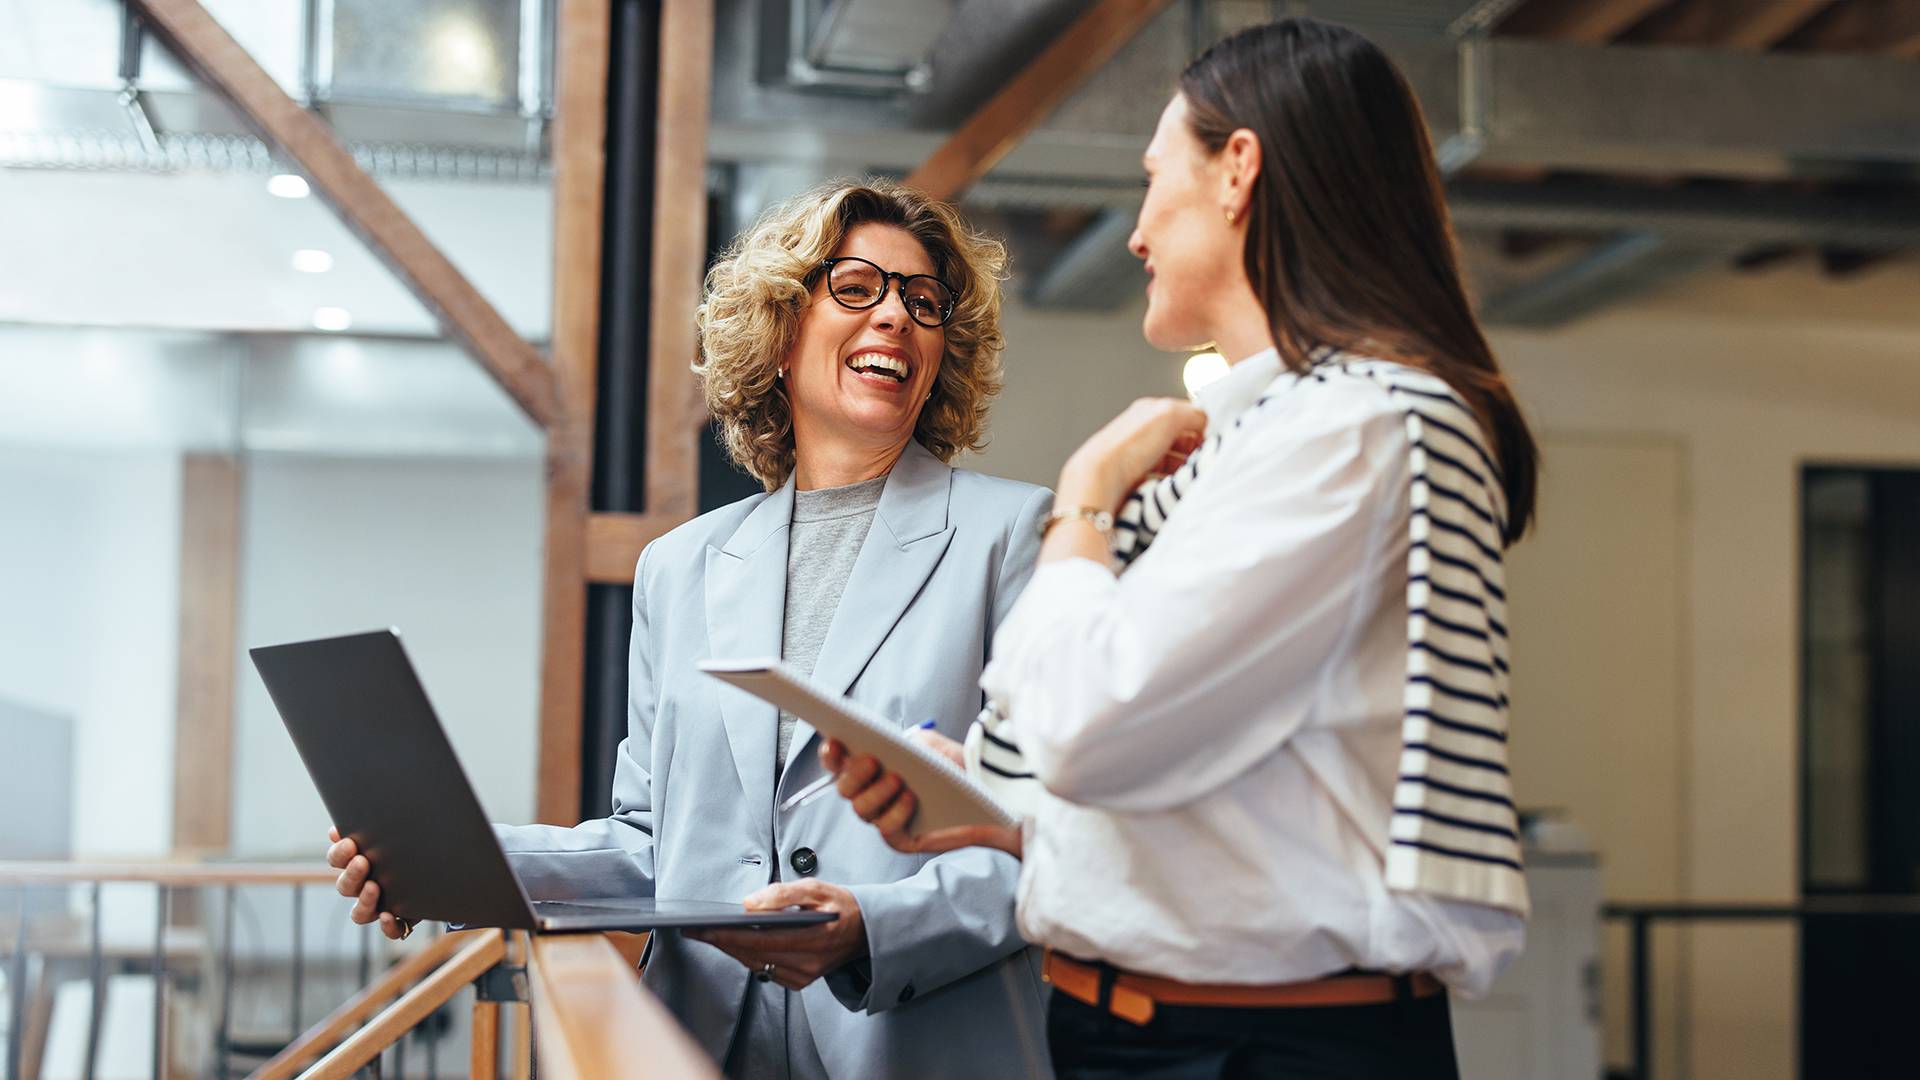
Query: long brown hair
xmin=1179 ymin=18 xmax=1538 ymax=542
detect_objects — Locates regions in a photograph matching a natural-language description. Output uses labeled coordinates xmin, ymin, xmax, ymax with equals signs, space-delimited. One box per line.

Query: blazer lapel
xmin=784 ymin=442 xmax=957 ymax=773
xmin=705 ymin=481 xmax=794 ymax=811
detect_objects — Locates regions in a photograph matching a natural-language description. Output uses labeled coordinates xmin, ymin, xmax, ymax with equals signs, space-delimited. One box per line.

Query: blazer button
xmin=898 ymin=983 xmax=916 ymax=1004
xmin=790 ymin=847 xmax=818 ymax=876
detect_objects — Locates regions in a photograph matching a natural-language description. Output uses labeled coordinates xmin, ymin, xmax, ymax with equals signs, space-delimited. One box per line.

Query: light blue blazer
xmin=495 ymin=440 xmax=1055 ymax=1078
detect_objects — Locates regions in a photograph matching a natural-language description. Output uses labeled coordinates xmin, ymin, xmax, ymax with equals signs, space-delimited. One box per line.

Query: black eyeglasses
xmin=818 ymin=257 xmax=958 ymax=329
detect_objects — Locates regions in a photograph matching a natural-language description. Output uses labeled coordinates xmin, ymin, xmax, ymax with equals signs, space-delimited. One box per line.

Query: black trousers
xmin=1047 ymin=986 xmax=1461 ymax=1080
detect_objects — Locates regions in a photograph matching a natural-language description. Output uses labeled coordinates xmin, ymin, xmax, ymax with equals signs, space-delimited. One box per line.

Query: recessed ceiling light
xmin=291 ymin=249 xmax=334 ymax=274
xmin=1182 ymin=351 xmax=1229 ymax=396
xmin=312 ymin=307 xmax=353 ymax=332
xmin=268 ymin=173 xmax=311 ymax=199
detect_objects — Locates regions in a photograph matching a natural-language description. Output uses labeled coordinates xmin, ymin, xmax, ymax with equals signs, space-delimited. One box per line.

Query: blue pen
xmin=778 ymin=718 xmax=937 ymax=814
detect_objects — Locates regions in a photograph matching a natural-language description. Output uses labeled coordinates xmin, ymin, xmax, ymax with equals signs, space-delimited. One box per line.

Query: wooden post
xmin=171 ymin=454 xmax=242 ymax=854
xmin=533 ymin=0 xmax=613 ymax=825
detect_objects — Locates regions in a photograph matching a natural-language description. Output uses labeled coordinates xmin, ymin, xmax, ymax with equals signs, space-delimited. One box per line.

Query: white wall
xmin=0 ymin=447 xmax=181 ymax=860
xmin=0 ymin=448 xmax=181 ymax=941
xmin=232 ymin=454 xmax=547 ymax=858
xmin=972 ymin=293 xmax=1180 ymax=486
xmin=970 ymin=256 xmax=1920 ymax=1079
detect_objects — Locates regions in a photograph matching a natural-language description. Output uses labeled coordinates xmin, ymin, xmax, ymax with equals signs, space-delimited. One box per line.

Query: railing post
xmin=291 ymin=883 xmax=306 ymax=1039
xmin=152 ymin=884 xmax=169 ymax=1080
xmin=472 ymin=997 xmax=499 ymax=1080
xmin=218 ymin=883 xmax=235 ymax=1080
xmin=85 ymin=881 xmax=104 ymax=1080
xmin=1631 ymin=911 xmax=1652 ymax=1080
xmin=9 ymin=887 xmax=27 ymax=1080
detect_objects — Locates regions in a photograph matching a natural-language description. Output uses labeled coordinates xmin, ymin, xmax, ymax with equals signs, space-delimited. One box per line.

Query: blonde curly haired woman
xmin=327 ymin=179 xmax=1054 ymax=1078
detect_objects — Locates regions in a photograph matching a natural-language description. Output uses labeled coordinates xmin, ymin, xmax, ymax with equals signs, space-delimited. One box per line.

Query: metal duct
xmin=1023 ymin=208 xmax=1143 ymax=310
xmin=1476 ymin=232 xmax=1734 ymax=327
xmin=761 ymin=0 xmax=956 ymax=95
xmin=1446 ymin=179 xmax=1920 ymax=249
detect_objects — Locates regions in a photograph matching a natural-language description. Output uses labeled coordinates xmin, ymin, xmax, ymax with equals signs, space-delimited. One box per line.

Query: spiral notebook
xmin=699 ymin=658 xmax=1017 ymax=835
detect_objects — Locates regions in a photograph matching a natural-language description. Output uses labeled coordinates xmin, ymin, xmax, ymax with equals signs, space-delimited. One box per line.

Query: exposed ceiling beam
xmin=905 ymin=0 xmax=1174 ymax=201
xmin=1496 ymin=0 xmax=1674 ymax=41
xmin=1786 ymin=0 xmax=1920 ymax=57
xmin=126 ymin=0 xmax=562 ymax=430
xmin=1628 ymin=0 xmax=1835 ymax=48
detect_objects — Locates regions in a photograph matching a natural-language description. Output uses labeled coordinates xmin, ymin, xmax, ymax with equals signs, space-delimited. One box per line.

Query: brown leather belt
xmin=1042 ymin=949 xmax=1444 ymax=1027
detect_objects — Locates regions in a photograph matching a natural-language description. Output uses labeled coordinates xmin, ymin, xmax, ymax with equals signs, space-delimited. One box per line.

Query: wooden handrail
xmin=295 ymin=929 xmax=508 ymax=1080
xmin=0 ymin=862 xmax=335 ymax=886
xmin=248 ymin=930 xmax=470 ymax=1080
xmin=529 ymin=934 xmax=718 ymax=1079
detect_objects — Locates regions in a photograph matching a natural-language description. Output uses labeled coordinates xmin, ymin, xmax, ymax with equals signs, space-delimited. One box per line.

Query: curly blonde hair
xmin=695 ymin=178 xmax=1009 ymax=490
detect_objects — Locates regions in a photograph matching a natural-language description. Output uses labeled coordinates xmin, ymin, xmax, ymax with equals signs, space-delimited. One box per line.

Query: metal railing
xmin=1602 ymin=896 xmax=1920 ymax=1080
xmin=0 ymin=861 xmax=389 ymax=1080
xmin=2 ymin=861 xmax=707 ymax=1080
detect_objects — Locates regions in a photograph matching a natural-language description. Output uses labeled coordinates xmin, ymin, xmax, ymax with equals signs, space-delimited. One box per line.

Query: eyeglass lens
xmin=826 ymin=258 xmax=953 ymax=327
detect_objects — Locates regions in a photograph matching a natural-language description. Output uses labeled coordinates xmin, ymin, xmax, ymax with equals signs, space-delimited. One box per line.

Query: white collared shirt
xmin=981 ymin=347 xmax=1524 ymax=995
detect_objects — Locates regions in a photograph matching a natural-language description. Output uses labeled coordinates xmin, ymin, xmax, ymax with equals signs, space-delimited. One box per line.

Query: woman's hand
xmin=326 ymin=827 xmax=416 ymax=940
xmin=1057 ymin=397 xmax=1209 ymax=513
xmin=819 ymin=738 xmax=1023 ymax=859
xmin=684 ymin=881 xmax=867 ymax=991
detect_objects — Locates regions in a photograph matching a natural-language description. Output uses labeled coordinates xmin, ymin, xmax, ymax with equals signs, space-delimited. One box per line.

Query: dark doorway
xmin=1800 ymin=467 xmax=1920 ymax=1078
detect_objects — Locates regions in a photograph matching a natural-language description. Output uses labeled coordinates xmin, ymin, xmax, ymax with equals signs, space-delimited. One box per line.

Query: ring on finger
xmin=755 ymin=961 xmax=775 ymax=983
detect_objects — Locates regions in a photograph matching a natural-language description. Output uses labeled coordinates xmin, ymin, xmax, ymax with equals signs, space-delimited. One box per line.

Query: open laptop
xmin=250 ymin=629 xmax=835 ymax=935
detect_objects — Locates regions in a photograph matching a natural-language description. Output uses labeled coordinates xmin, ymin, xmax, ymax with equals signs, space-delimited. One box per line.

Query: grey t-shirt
xmin=722 ymin=475 xmax=886 ymax=1080
xmin=775 ymin=474 xmax=886 ymax=782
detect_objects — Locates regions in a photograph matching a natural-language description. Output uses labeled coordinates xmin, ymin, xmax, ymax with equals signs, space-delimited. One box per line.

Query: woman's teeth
xmin=846 ymin=353 xmax=908 ymax=382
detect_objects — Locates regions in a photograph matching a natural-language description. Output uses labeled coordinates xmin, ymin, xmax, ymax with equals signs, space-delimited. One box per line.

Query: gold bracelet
xmin=1038 ymin=506 xmax=1114 ymax=539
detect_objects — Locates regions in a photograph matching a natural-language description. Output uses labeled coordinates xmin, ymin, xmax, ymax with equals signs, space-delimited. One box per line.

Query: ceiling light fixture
xmin=291 ymin=249 xmax=334 ymax=274
xmin=268 ymin=173 xmax=311 ymax=199
xmin=1182 ymin=351 xmax=1229 ymax=396
xmin=312 ymin=307 xmax=353 ymax=332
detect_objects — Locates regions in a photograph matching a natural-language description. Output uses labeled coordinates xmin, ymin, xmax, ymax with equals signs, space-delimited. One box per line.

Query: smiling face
xmin=1130 ymin=93 xmax=1244 ymax=352
xmin=783 ymin=222 xmax=947 ymax=475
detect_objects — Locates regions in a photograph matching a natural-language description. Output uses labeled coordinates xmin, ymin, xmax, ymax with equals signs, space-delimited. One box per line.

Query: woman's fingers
xmin=326 ymin=835 xmax=357 ymax=872
xmin=832 ymin=753 xmax=883 ymax=799
xmin=349 ymin=879 xmax=382 ymax=925
xmin=335 ymin=853 xmax=371 ymax=898
xmin=920 ymin=824 xmax=1023 ymax=857
xmin=872 ymin=790 xmax=919 ymax=851
xmin=1065 ymin=398 xmax=1212 ymax=508
xmin=906 ymin=728 xmax=964 ymax=768
xmin=819 ymin=738 xmax=848 ymax=774
xmin=377 ymin=910 xmax=408 ymax=941
xmin=848 ymin=771 xmax=906 ymax=823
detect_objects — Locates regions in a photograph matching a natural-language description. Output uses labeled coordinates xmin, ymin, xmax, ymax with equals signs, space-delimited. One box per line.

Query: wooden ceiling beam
xmin=1628 ymin=0 xmax=1835 ymax=48
xmin=1496 ymin=0 xmax=1675 ymax=42
xmin=127 ymin=0 xmax=561 ymax=430
xmin=906 ymin=0 xmax=1175 ymax=202
xmin=1786 ymin=0 xmax=1920 ymax=56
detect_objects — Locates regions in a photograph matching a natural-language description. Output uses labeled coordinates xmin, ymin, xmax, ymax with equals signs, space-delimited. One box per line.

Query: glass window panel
xmin=327 ymin=0 xmax=526 ymax=109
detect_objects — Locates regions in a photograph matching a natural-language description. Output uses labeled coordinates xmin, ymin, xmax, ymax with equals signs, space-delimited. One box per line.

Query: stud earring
xmin=1225 ymin=207 xmax=1238 ymax=225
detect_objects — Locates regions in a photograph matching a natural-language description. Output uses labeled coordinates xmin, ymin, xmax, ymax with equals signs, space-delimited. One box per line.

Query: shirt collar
xmin=1192 ymin=346 xmax=1282 ymax=435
